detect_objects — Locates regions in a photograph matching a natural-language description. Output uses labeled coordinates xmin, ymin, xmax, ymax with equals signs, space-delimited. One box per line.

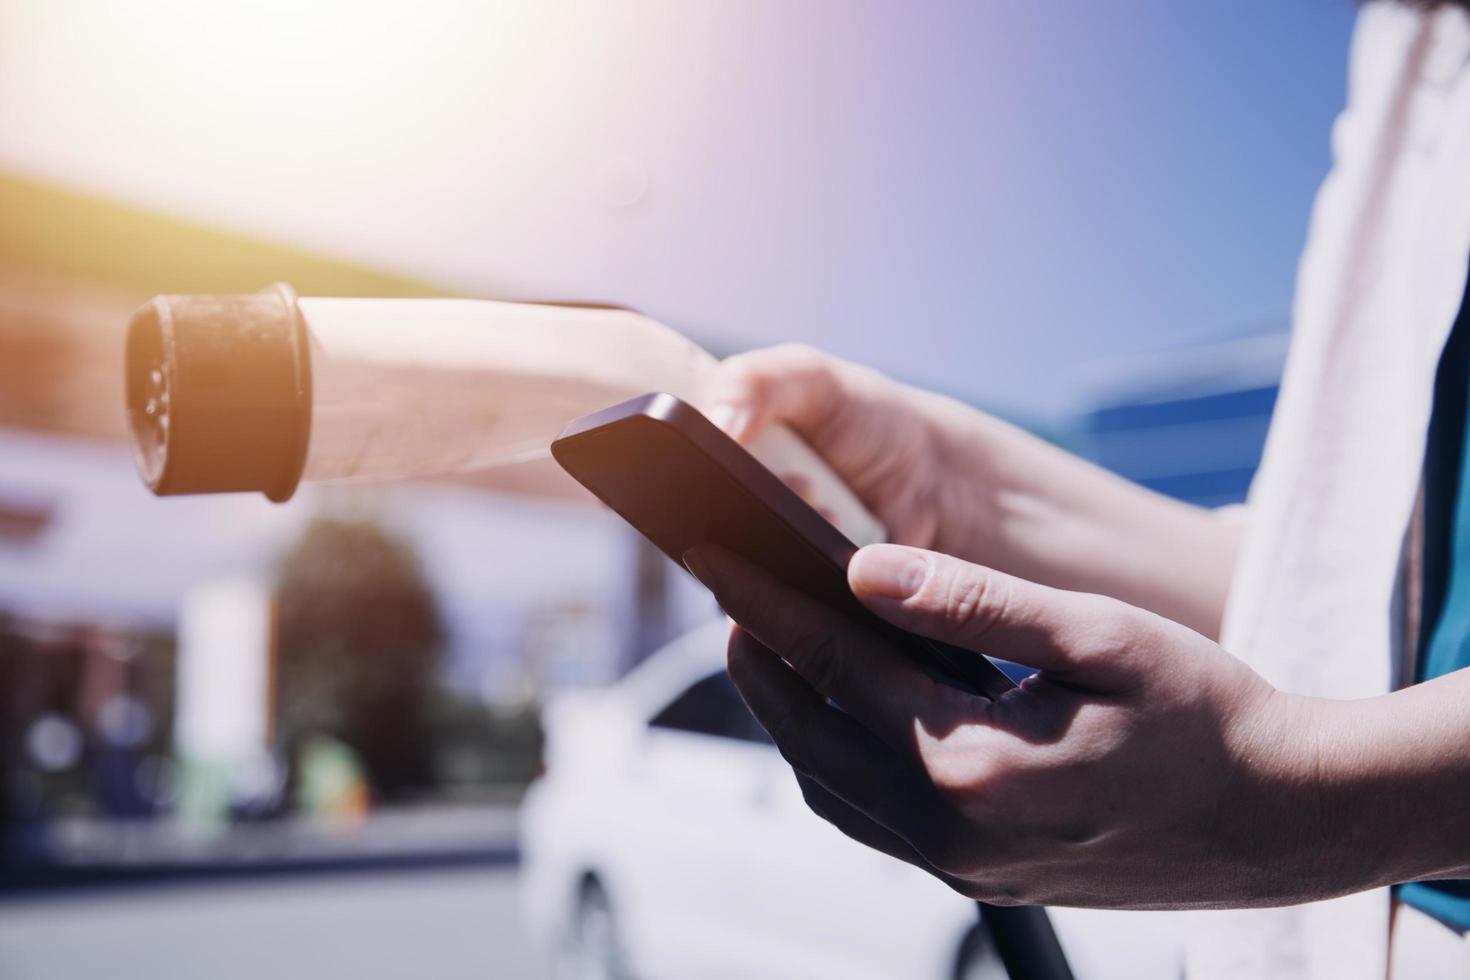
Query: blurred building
xmin=1077 ymin=332 xmax=1288 ymax=508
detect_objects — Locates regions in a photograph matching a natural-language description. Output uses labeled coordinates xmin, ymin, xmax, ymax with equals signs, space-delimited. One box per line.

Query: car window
xmin=648 ymin=671 xmax=772 ymax=744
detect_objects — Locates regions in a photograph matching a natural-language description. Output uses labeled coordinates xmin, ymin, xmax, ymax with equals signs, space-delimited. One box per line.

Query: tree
xmin=274 ymin=516 xmax=442 ymax=799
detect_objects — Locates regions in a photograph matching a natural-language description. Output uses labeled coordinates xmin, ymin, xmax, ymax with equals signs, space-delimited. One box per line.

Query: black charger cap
xmin=124 ymin=283 xmax=312 ymax=502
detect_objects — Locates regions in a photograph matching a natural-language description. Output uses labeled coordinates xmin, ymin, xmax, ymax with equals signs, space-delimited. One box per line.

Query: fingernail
xmin=707 ymin=404 xmax=751 ymax=441
xmin=683 ymin=547 xmax=713 ymax=587
xmin=850 ymin=545 xmax=928 ymax=600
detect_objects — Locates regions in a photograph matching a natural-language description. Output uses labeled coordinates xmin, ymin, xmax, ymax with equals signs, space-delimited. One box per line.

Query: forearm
xmin=930 ymin=398 xmax=1242 ymax=639
xmin=1313 ymin=670 xmax=1470 ymax=893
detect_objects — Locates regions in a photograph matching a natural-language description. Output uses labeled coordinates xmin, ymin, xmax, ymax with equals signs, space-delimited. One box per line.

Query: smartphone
xmin=551 ymin=392 xmax=1016 ymax=699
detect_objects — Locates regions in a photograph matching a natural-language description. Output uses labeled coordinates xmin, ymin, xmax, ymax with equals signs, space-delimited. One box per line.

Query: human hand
xmin=702 ymin=344 xmax=962 ymax=550
xmin=685 ymin=542 xmax=1339 ymax=910
xmin=701 ymin=345 xmax=1241 ymax=638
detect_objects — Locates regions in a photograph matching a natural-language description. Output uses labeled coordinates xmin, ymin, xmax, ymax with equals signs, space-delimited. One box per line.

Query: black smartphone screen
xmin=551 ymin=392 xmax=1015 ymax=699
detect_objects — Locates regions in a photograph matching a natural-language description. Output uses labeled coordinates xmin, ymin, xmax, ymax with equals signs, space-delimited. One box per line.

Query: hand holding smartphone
xmin=551 ymin=393 xmax=1015 ymax=699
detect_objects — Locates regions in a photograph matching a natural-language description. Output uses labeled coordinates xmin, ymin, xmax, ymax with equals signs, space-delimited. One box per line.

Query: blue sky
xmin=664 ymin=1 xmax=1360 ymax=415
xmin=0 ymin=1 xmax=1360 ymax=422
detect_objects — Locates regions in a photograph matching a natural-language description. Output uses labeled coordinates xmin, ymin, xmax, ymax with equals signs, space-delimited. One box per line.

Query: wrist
xmin=1207 ymin=686 xmax=1344 ymax=903
xmin=1305 ymin=680 xmax=1470 ymax=894
xmin=926 ymin=397 xmax=1067 ymax=564
xmin=919 ymin=389 xmax=1240 ymax=636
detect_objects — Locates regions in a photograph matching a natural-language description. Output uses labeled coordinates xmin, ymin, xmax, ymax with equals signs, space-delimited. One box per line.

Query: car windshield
xmin=649 ymin=671 xmax=772 ymax=745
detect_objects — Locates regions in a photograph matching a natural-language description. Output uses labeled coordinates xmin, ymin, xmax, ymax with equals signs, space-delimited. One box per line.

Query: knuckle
xmin=932 ymin=566 xmax=1010 ymax=641
xmin=767 ymin=710 xmax=813 ymax=771
xmin=767 ymin=342 xmax=828 ymax=371
xmin=712 ymin=344 xmax=845 ymax=427
xmin=710 ymin=355 xmax=766 ymax=403
xmin=786 ymin=626 xmax=845 ymax=695
xmin=1077 ymin=596 xmax=1150 ymax=660
xmin=764 ymin=343 xmax=844 ymax=398
xmin=723 ymin=343 xmax=826 ymax=388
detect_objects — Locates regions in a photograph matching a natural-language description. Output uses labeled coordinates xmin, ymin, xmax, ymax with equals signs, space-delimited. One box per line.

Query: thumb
xmin=848 ymin=544 xmax=1150 ymax=688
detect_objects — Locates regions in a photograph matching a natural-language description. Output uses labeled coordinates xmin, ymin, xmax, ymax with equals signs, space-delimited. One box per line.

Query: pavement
xmin=0 ymin=863 xmax=544 ymax=980
xmin=9 ymin=803 xmax=520 ymax=886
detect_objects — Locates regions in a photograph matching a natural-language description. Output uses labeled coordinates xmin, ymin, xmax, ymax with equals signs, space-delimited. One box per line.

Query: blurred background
xmin=0 ymin=1 xmax=1355 ymax=978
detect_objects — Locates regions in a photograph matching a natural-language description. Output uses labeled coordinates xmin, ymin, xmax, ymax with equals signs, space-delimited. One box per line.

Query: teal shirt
xmin=1398 ymin=271 xmax=1470 ymax=931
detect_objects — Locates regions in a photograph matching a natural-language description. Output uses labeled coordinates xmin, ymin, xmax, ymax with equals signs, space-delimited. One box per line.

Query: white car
xmin=520 ymin=621 xmax=1182 ymax=980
